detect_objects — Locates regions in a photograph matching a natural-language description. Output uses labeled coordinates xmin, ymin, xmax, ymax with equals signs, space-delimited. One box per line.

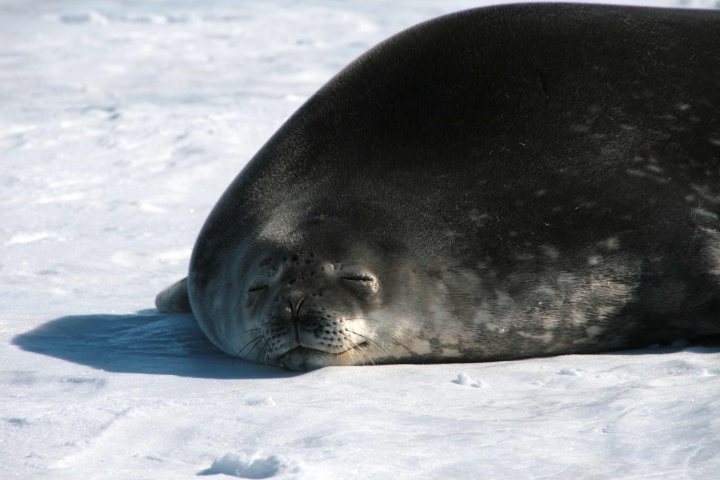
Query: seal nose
xmin=294 ymin=296 xmax=307 ymax=317
xmin=283 ymin=295 xmax=307 ymax=317
xmin=284 ymin=289 xmax=305 ymax=314
xmin=286 ymin=295 xmax=308 ymax=345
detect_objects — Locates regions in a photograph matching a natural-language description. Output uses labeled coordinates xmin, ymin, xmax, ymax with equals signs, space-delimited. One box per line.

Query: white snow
xmin=3 ymin=1 xmax=720 ymax=478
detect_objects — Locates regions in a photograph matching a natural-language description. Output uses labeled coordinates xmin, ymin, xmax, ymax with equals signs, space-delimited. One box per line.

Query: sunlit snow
xmin=3 ymin=1 xmax=720 ymax=478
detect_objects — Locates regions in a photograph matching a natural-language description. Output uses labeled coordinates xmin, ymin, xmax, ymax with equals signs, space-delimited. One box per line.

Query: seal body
xmin=157 ymin=3 xmax=720 ymax=371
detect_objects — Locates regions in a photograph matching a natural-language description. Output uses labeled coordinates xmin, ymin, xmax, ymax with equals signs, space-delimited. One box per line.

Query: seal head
xmin=187 ymin=198 xmax=437 ymax=371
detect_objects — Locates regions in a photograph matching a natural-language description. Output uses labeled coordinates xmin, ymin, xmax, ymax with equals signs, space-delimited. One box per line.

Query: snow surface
xmin=3 ymin=1 xmax=720 ymax=478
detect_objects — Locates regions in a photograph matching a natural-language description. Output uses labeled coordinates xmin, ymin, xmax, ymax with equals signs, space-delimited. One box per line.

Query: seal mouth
xmin=286 ymin=342 xmax=369 ymax=357
xmin=276 ymin=342 xmax=369 ymax=371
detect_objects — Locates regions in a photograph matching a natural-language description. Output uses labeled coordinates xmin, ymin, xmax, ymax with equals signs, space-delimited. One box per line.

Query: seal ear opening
xmin=155 ymin=277 xmax=192 ymax=313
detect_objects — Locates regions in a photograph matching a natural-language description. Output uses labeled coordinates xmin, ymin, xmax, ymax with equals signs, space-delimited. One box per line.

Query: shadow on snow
xmin=13 ymin=311 xmax=720 ymax=379
xmin=12 ymin=310 xmax=296 ymax=379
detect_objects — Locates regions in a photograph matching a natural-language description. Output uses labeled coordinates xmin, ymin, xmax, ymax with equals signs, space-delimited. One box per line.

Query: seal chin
xmin=276 ymin=347 xmax=332 ymax=371
xmin=276 ymin=343 xmax=369 ymax=371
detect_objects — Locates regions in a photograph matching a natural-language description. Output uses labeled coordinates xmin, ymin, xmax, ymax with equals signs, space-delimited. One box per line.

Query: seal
xmin=156 ymin=3 xmax=720 ymax=371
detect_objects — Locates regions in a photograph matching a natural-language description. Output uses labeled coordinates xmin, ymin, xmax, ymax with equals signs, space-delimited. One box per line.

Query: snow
xmin=2 ymin=0 xmax=720 ymax=478
xmin=198 ymin=452 xmax=299 ymax=479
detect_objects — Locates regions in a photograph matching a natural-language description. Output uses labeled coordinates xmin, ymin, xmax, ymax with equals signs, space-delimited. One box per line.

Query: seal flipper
xmin=155 ymin=277 xmax=192 ymax=313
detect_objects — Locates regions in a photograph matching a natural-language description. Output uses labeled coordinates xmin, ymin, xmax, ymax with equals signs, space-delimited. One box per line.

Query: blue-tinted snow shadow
xmin=12 ymin=311 xmax=297 ymax=379
xmin=14 ymin=312 xmax=720 ymax=378
xmin=608 ymin=340 xmax=720 ymax=356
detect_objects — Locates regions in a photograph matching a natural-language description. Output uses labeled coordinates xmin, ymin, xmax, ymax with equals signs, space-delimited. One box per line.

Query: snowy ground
xmin=3 ymin=1 xmax=720 ymax=478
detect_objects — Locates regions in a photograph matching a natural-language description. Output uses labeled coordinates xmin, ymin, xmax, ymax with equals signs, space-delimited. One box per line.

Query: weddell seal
xmin=156 ymin=3 xmax=720 ymax=371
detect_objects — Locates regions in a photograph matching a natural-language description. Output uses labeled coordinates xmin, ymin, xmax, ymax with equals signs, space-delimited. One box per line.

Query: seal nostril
xmin=295 ymin=297 xmax=307 ymax=316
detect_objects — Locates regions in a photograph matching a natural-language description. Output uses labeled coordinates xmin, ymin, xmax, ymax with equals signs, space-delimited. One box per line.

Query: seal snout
xmin=264 ymin=285 xmax=373 ymax=366
xmin=236 ymin=248 xmax=383 ymax=367
xmin=282 ymin=295 xmax=361 ymax=355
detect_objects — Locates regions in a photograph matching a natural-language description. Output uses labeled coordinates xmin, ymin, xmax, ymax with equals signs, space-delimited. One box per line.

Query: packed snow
xmin=3 ymin=1 xmax=720 ymax=478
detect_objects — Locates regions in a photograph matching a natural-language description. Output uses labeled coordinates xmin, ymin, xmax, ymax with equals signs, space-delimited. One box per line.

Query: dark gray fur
xmin=157 ymin=3 xmax=720 ymax=370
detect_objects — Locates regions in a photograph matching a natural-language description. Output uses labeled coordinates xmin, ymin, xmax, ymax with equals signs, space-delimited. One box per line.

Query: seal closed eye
xmin=156 ymin=3 xmax=720 ymax=371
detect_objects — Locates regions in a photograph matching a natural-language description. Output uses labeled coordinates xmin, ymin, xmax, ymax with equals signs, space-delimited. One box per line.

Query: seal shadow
xmin=607 ymin=339 xmax=720 ymax=357
xmin=14 ymin=312 xmax=720 ymax=378
xmin=11 ymin=310 xmax=297 ymax=379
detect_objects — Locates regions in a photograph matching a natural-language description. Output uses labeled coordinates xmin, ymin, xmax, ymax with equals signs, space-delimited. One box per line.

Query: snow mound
xmin=199 ymin=452 xmax=298 ymax=479
xmin=452 ymin=372 xmax=484 ymax=388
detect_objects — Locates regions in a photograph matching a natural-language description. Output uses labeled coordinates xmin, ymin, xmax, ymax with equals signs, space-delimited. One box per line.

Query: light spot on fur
xmin=409 ymin=339 xmax=434 ymax=355
xmin=557 ymin=272 xmax=577 ymax=285
xmin=534 ymin=285 xmax=557 ymax=296
xmin=578 ymin=199 xmax=597 ymax=208
xmin=483 ymin=322 xmax=508 ymax=334
xmin=518 ymin=330 xmax=554 ymax=343
xmin=539 ymin=244 xmax=560 ymax=260
xmin=569 ymin=310 xmax=588 ymax=326
xmin=597 ymin=237 xmax=620 ymax=251
xmin=626 ymin=168 xmax=648 ymax=178
xmin=693 ymin=208 xmax=719 ymax=221
xmin=542 ymin=316 xmax=560 ymax=329
xmin=691 ymin=184 xmax=720 ymax=203
xmin=586 ymin=326 xmax=604 ymax=337
xmin=468 ymin=210 xmax=490 ymax=227
xmin=698 ymin=227 xmax=720 ymax=275
xmin=587 ymin=255 xmax=602 ymax=266
xmin=438 ymin=330 xmax=462 ymax=347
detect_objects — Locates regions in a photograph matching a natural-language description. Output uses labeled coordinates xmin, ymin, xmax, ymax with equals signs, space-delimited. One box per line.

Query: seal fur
xmin=157 ymin=3 xmax=720 ymax=371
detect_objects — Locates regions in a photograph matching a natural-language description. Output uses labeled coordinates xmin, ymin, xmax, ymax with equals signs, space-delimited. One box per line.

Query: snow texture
xmin=2 ymin=1 xmax=720 ymax=478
